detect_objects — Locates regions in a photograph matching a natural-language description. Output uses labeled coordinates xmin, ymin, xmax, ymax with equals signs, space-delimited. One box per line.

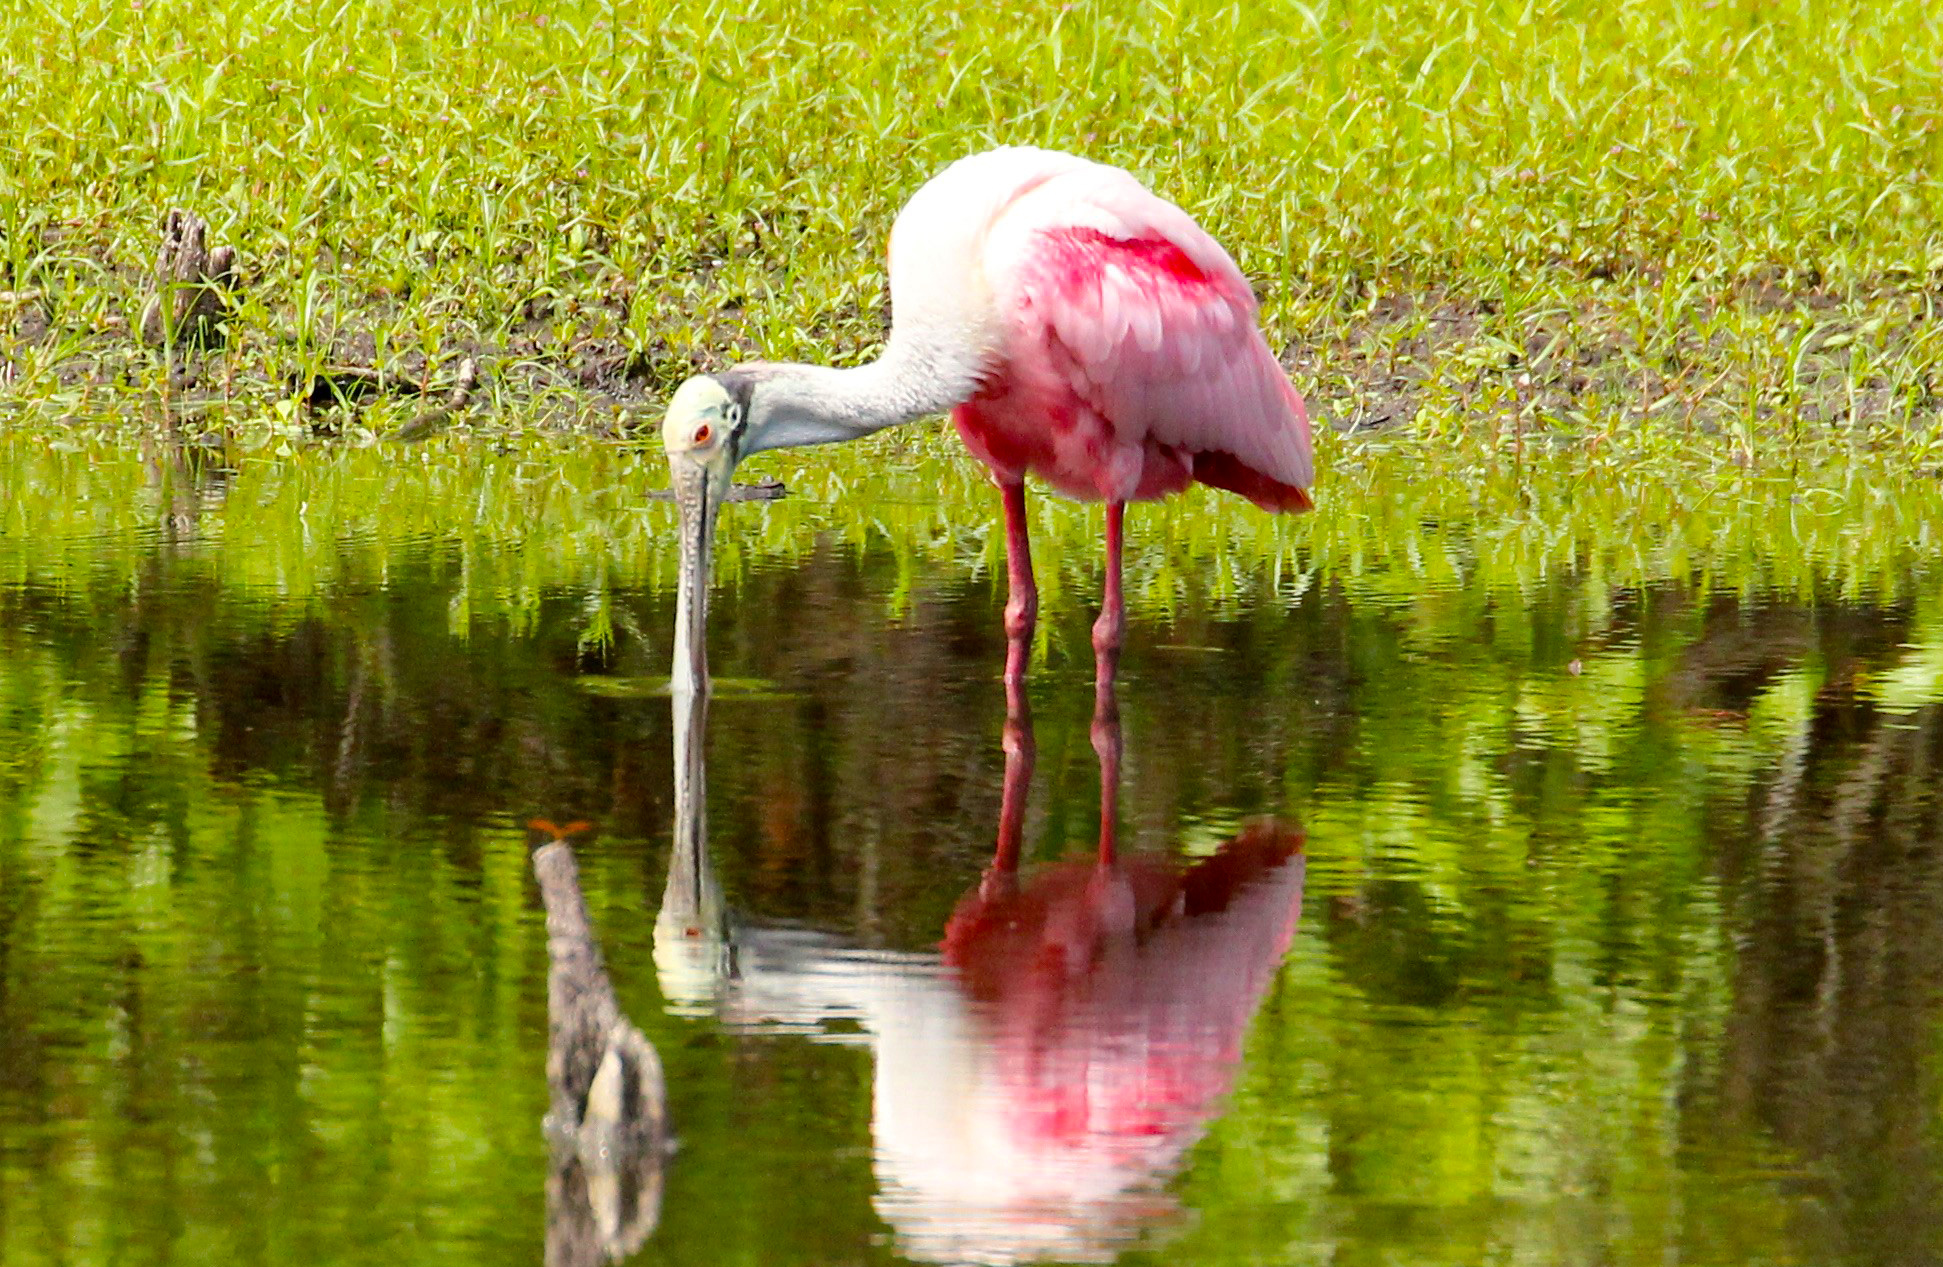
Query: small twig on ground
xmin=389 ymin=356 xmax=480 ymax=441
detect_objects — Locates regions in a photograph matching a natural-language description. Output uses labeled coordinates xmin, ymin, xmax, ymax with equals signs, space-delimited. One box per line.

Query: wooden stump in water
xmin=139 ymin=209 xmax=239 ymax=350
xmin=533 ymin=838 xmax=669 ymax=1266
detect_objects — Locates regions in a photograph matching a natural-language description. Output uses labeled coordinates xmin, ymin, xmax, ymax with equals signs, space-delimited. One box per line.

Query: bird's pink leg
xmin=1092 ymin=501 xmax=1126 ymax=689
xmin=1000 ymin=480 xmax=1038 ymax=685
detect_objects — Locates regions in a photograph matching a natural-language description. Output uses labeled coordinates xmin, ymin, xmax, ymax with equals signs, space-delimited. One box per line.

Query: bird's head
xmin=662 ymin=373 xmax=749 ymax=506
xmin=660 ymin=362 xmax=854 ymax=688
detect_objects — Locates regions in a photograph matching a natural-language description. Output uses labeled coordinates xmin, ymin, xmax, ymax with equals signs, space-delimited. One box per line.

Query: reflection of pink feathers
xmin=942 ymin=825 xmax=1306 ymax=1166
xmin=688 ymin=821 xmax=1305 ymax=1264
xmin=945 ymin=153 xmax=1314 ymax=510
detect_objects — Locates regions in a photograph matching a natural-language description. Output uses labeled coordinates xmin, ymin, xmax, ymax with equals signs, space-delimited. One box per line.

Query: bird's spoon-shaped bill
xmin=668 ymin=453 xmax=718 ymax=697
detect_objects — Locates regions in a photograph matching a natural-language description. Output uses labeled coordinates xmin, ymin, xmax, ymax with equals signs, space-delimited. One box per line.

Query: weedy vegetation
xmin=2 ymin=0 xmax=1942 ymax=609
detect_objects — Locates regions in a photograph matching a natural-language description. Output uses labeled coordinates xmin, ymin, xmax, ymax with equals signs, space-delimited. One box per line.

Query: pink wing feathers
xmin=972 ymin=163 xmax=1314 ymax=512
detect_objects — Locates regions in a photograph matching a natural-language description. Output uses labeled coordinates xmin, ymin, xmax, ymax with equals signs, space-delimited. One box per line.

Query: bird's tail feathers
xmin=1192 ymin=449 xmax=1314 ymax=513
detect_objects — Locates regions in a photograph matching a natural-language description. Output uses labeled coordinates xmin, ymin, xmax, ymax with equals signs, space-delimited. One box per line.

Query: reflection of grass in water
xmin=4 ymin=424 xmax=1938 ymax=617
xmin=11 ymin=411 xmax=1943 ymax=713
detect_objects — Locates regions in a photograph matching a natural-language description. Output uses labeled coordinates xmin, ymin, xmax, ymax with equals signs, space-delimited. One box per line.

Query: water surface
xmin=2 ymin=436 xmax=1942 ymax=1266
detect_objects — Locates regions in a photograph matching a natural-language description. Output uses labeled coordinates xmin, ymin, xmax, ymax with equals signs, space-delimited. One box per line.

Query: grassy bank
xmin=3 ymin=0 xmax=1942 ymax=445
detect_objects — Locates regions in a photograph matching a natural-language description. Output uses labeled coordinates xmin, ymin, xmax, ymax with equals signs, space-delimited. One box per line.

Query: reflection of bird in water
xmin=654 ymin=678 xmax=1304 ymax=1265
xmin=530 ymin=820 xmax=670 ymax=1267
xmin=659 ymin=146 xmax=1315 ymax=694
xmin=912 ymin=825 xmax=1303 ymax=1261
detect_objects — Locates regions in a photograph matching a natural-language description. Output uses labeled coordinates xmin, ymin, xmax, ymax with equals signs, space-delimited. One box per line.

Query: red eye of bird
xmin=693 ymin=423 xmax=712 ymax=445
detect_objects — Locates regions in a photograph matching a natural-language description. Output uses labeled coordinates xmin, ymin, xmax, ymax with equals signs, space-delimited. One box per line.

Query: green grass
xmin=5 ymin=0 xmax=1943 ymax=674
xmin=3 ymin=0 xmax=1942 ymax=446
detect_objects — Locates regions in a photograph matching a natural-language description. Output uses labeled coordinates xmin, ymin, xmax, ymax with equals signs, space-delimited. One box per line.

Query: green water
xmin=2 ymin=431 xmax=1942 ymax=1266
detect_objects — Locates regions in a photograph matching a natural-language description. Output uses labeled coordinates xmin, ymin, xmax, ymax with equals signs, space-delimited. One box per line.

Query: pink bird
xmin=662 ymin=147 xmax=1315 ymax=691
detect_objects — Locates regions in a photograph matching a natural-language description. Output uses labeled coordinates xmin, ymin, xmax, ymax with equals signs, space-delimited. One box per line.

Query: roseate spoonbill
xmin=663 ymin=146 xmax=1314 ymax=692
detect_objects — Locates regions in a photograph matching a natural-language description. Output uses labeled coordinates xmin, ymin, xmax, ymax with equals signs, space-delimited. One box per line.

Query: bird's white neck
xmin=740 ymin=336 xmax=986 ymax=455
